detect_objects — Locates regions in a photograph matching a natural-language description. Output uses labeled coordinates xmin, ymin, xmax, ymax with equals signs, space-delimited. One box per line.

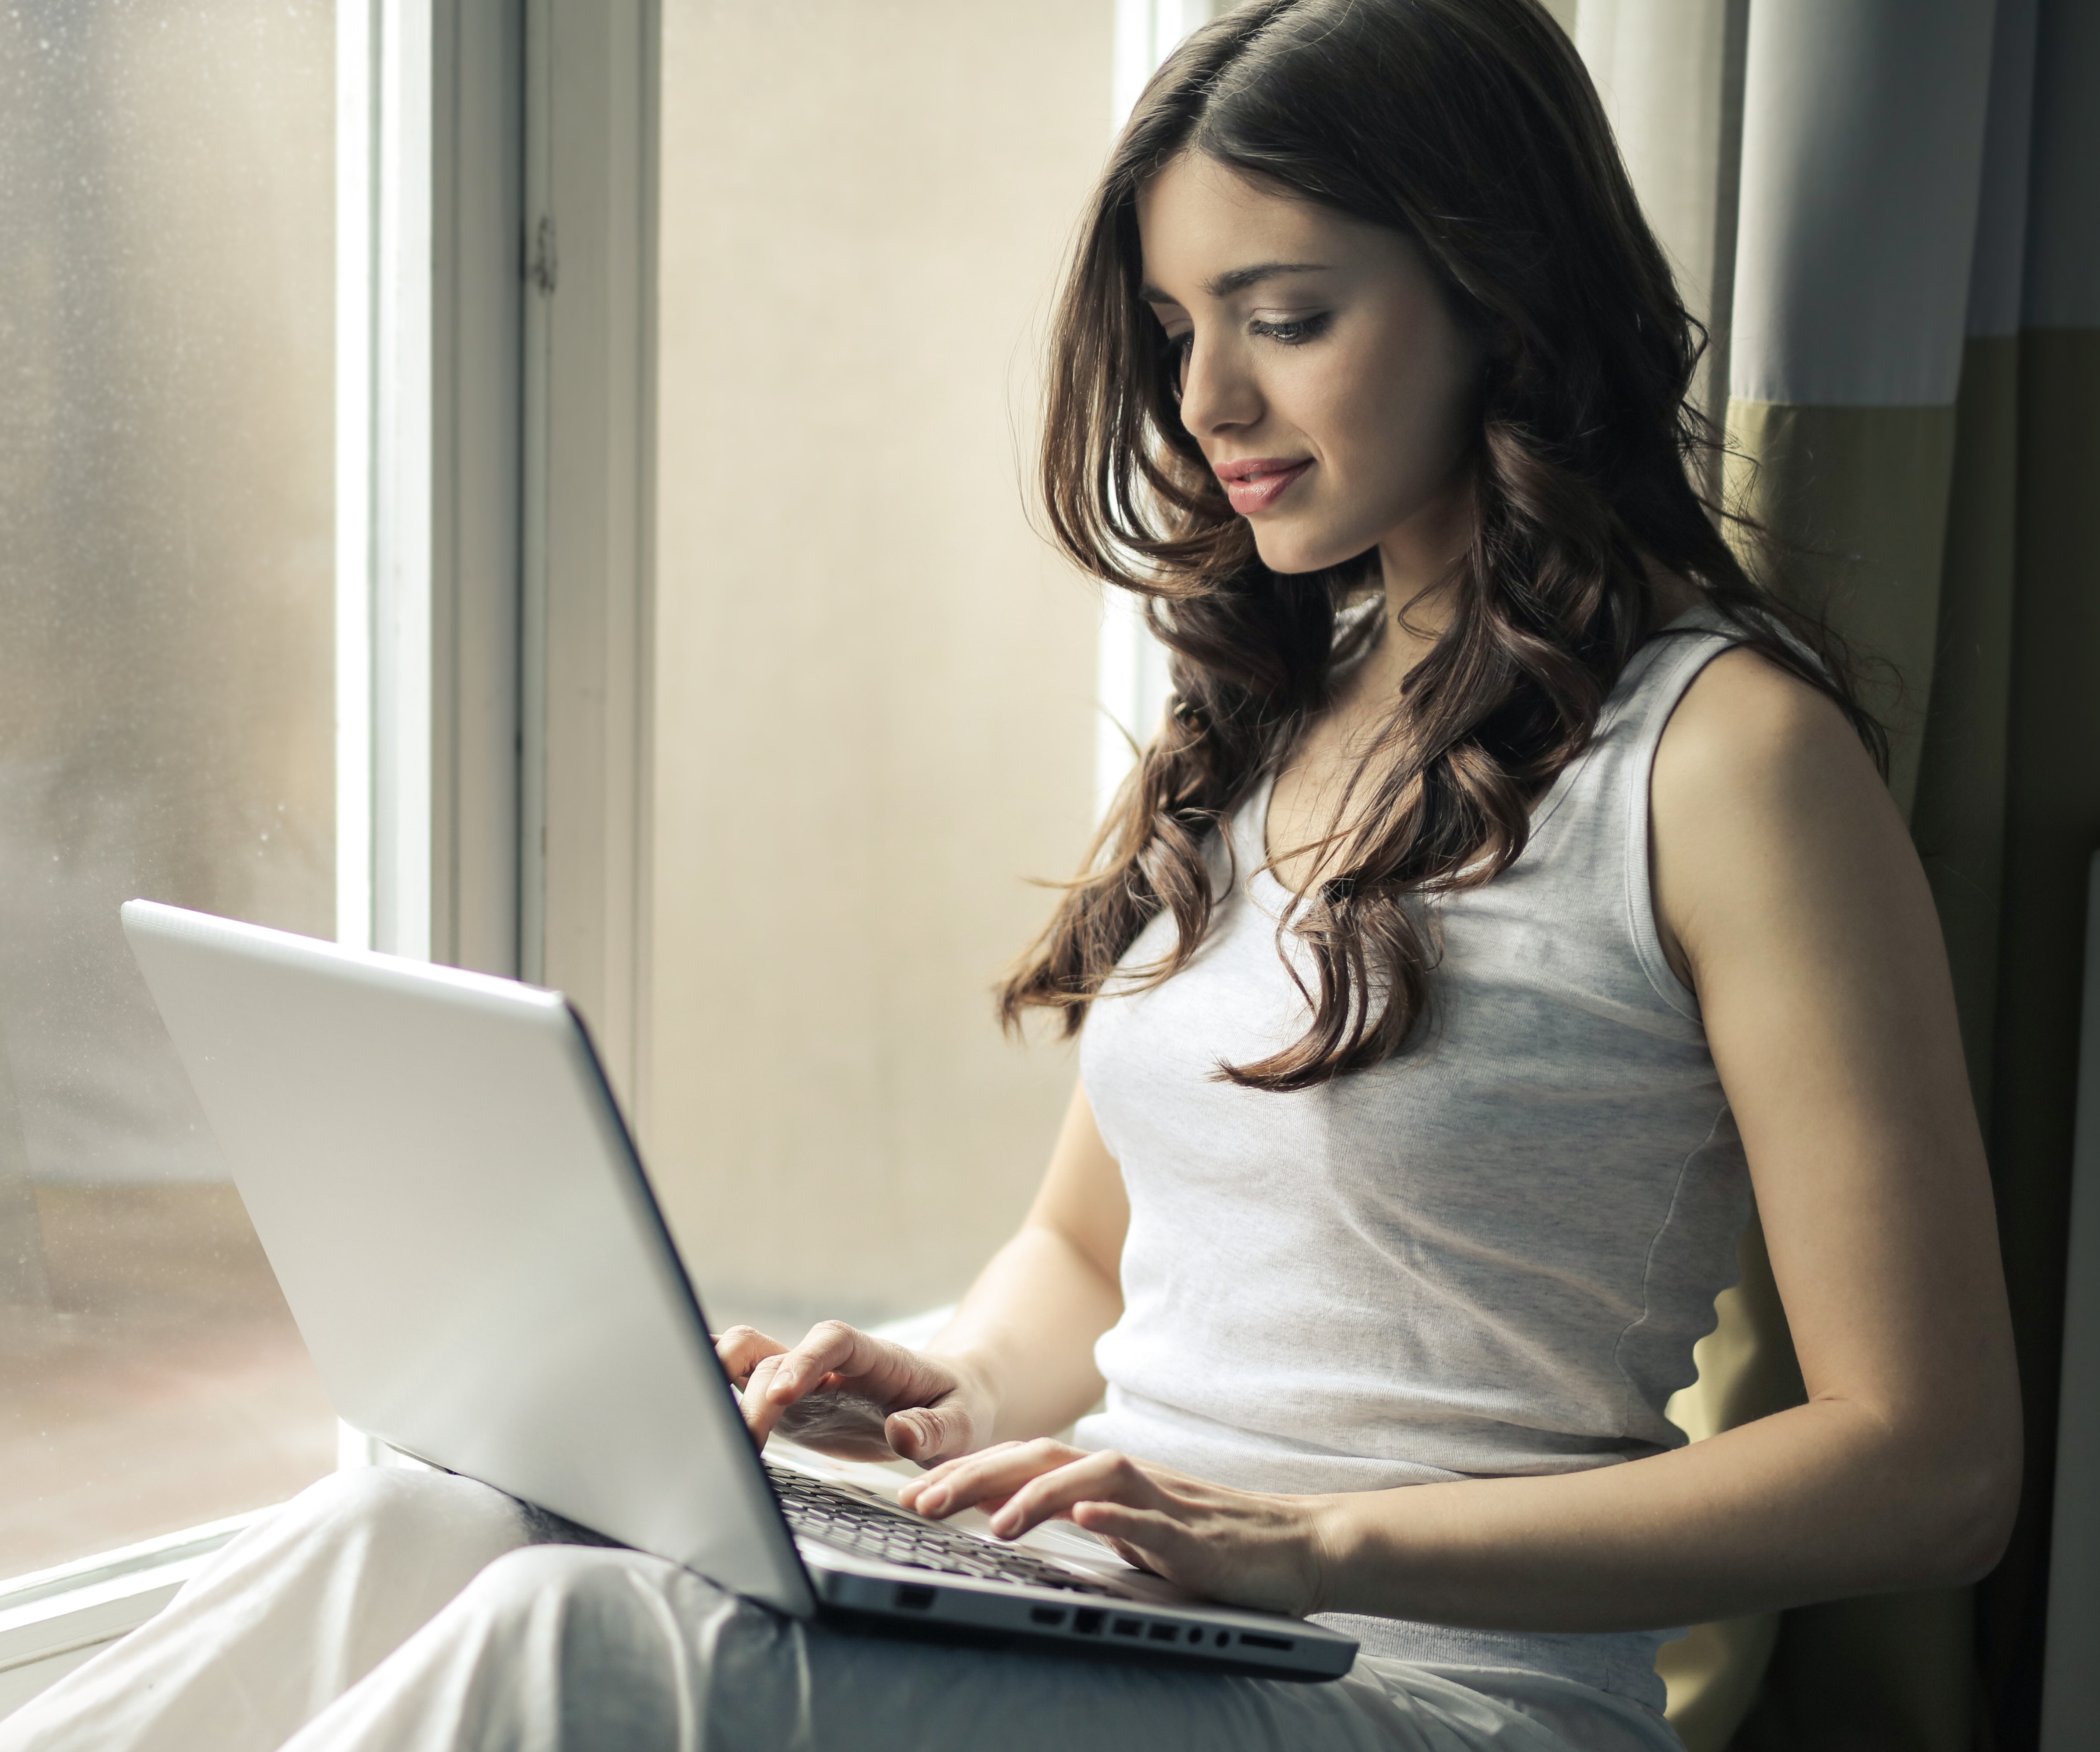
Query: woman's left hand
xmin=894 ymin=1439 xmax=1337 ymax=1617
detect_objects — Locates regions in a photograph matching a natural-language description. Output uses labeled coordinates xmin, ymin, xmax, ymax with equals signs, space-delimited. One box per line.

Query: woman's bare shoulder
xmin=1654 ymin=643 xmax=1876 ymax=814
xmin=1650 ymin=639 xmax=1915 ymax=988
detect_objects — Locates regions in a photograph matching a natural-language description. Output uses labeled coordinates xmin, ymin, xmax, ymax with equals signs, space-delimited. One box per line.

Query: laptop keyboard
xmin=765 ymin=1463 xmax=1120 ymax=1595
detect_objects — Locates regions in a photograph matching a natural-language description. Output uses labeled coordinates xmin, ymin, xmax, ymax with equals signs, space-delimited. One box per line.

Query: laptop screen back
xmin=121 ymin=899 xmax=811 ymax=1615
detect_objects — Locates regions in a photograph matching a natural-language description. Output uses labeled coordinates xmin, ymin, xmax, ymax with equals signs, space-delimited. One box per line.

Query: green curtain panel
xmin=1573 ymin=0 xmax=2099 ymax=1745
xmin=1975 ymin=3 xmax=2100 ymax=1742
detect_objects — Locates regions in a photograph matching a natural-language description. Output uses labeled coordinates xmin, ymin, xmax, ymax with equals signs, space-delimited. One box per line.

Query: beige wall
xmin=650 ymin=0 xmax=1114 ymax=1332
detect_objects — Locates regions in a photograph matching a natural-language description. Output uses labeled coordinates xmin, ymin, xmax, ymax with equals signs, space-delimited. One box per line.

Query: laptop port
xmin=1238 ymin=1632 xmax=1294 ymax=1651
xmin=893 ymin=1585 xmax=936 ymax=1611
xmin=1029 ymin=1607 xmax=1067 ymax=1627
xmin=1146 ymin=1623 xmax=1178 ymax=1642
xmin=1112 ymin=1618 xmax=1142 ymax=1638
xmin=1072 ymin=1609 xmax=1105 ymax=1636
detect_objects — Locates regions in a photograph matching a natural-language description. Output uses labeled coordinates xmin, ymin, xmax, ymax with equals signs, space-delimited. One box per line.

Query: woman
xmin=2 ymin=2 xmax=2017 ymax=1749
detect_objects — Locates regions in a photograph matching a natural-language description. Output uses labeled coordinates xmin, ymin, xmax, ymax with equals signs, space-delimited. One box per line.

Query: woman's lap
xmin=0 ymin=1469 xmax=530 ymax=1752
xmin=286 ymin=1541 xmax=1581 ymax=1752
xmin=0 ymin=1470 xmax=1615 ymax=1752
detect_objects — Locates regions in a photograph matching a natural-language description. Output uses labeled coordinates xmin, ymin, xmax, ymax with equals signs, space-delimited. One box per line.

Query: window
xmin=0 ymin=0 xmax=1330 ymax=1612
xmin=0 ymin=0 xmax=339 ymax=1581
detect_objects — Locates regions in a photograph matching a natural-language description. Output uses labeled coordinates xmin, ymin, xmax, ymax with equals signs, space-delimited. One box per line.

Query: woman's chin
xmin=1247 ymin=524 xmax=1365 ymax=578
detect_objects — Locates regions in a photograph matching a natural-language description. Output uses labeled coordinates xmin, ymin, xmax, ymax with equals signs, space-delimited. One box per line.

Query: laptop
xmin=120 ymin=900 xmax=1358 ymax=1682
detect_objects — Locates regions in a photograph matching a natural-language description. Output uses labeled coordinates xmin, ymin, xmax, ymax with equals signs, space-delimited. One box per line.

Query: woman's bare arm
xmin=725 ymin=1080 xmax=1126 ymax=1462
xmin=923 ymin=1080 xmax=1128 ymax=1442
xmin=1304 ymin=649 xmax=2023 ymax=1624
xmin=904 ymin=649 xmax=2023 ymax=1628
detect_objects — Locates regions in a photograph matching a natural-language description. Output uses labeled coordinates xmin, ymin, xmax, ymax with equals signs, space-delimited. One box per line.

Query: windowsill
xmin=0 ymin=1319 xmax=961 ymax=1720
xmin=0 ymin=1511 xmax=264 ymax=1719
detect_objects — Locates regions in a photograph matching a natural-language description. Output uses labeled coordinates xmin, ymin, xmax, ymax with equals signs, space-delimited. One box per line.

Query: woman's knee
xmin=284 ymin=1464 xmax=520 ymax=1550
xmin=203 ymin=1464 xmax=530 ymax=1606
xmin=456 ymin=1542 xmax=670 ymax=1622
xmin=453 ymin=1544 xmax=752 ymax=1685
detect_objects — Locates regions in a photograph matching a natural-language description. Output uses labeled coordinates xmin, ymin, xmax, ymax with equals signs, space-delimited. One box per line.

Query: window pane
xmin=646 ymin=4 xmax=1109 ymax=1338
xmin=0 ymin=0 xmax=337 ymax=1580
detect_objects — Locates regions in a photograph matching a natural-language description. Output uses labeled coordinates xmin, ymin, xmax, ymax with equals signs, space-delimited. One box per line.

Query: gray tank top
xmin=1076 ymin=607 xmax=1753 ymax=1712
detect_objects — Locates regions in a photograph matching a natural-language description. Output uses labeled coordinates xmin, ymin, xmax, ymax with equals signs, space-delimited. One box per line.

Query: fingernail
xmin=921 ymin=1488 xmax=948 ymax=1513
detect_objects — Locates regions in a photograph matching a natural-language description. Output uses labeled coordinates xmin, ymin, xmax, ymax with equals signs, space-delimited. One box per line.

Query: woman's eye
xmin=1165 ymin=332 xmax=1193 ymax=389
xmin=1248 ymin=312 xmax=1332 ymax=345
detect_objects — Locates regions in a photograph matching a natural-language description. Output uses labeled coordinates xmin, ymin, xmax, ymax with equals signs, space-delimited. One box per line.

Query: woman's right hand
xmin=713 ymin=1321 xmax=995 ymax=1466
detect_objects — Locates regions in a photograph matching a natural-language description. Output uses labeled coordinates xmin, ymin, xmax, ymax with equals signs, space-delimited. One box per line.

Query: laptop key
xmin=765 ymin=1463 xmax=1119 ymax=1596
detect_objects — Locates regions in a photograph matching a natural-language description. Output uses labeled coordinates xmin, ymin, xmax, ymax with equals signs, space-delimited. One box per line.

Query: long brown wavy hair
xmin=1000 ymin=0 xmax=1883 ymax=1092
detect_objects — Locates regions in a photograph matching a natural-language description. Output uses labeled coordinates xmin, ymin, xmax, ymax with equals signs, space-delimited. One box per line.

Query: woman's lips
xmin=1215 ymin=456 xmax=1313 ymax=515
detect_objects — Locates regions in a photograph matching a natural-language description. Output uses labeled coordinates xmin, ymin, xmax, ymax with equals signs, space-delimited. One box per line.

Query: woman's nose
xmin=1178 ymin=334 xmax=1261 ymax=438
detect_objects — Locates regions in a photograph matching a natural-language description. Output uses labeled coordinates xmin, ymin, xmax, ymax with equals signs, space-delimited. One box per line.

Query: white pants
xmin=0 ymin=1470 xmax=1679 ymax=1752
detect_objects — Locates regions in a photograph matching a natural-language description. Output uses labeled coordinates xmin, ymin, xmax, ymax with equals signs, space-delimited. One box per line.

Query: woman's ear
xmin=1467 ymin=305 xmax=1521 ymax=368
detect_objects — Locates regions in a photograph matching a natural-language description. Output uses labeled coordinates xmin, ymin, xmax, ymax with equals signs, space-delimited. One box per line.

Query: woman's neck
xmin=1353 ymin=531 xmax=1706 ymax=714
xmin=1346 ymin=536 xmax=1465 ymax=715
xmin=1356 ymin=476 xmax=1475 ymax=699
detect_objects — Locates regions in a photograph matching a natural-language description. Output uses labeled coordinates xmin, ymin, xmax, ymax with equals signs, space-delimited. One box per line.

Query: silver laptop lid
xmin=121 ymin=899 xmax=813 ymax=1617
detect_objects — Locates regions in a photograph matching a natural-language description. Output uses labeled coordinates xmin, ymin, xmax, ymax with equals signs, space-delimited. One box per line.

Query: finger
xmin=1069 ymin=1500 xmax=1192 ymax=1572
xmin=883 ymin=1400 xmax=973 ymax=1467
xmin=713 ymin=1325 xmax=787 ymax=1386
xmin=765 ymin=1321 xmax=900 ymax=1407
xmin=984 ymin=1450 xmax=1166 ymax=1540
xmin=1094 ymin=1530 xmax=1163 ymax=1575
xmin=900 ymin=1440 xmax=1087 ymax=1520
xmin=902 ymin=1444 xmax=1011 ymax=1493
xmin=740 ymin=1324 xmax=870 ymax=1444
xmin=897 ymin=1440 xmax=1061 ymax=1513
xmin=740 ymin=1353 xmax=792 ymax=1440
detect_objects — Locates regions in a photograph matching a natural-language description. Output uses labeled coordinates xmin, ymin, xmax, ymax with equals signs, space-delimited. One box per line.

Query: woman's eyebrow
xmin=1138 ymin=261 xmax=1332 ymax=305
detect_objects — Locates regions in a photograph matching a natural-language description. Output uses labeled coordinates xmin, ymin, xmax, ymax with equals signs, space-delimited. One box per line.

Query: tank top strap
xmin=1607 ymin=603 xmax=1754 ymax=739
xmin=1509 ymin=605 xmax=1757 ymax=1020
xmin=1233 ymin=604 xmax=1758 ymax=920
xmin=1626 ymin=605 xmax=1747 ymax=735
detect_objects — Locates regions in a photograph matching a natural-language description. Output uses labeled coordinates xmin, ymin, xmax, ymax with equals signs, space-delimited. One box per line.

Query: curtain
xmin=1574 ymin=1 xmax=2100 ymax=1747
xmin=1969 ymin=4 xmax=2100 ymax=1744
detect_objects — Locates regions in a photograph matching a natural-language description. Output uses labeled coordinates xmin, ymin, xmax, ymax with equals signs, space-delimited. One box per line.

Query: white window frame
xmin=1094 ymin=0 xmax=1205 ymax=817
xmin=337 ymin=0 xmax=662 ymax=1452
xmin=0 ymin=0 xmax=659 ymax=1710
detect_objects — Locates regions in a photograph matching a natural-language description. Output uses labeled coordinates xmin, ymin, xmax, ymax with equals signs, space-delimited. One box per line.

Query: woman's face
xmin=1135 ymin=153 xmax=1482 ymax=578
